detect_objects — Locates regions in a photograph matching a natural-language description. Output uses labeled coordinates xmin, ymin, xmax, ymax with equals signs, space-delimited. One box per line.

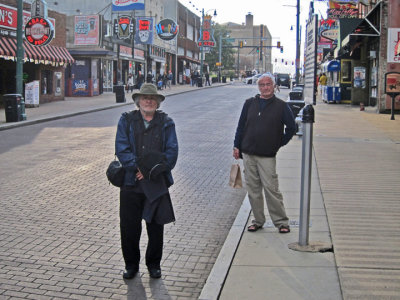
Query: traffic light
xmin=239 ymin=41 xmax=243 ymax=48
xmin=280 ymin=47 xmax=283 ymax=53
xmin=256 ymin=47 xmax=259 ymax=53
xmin=277 ymin=41 xmax=281 ymax=48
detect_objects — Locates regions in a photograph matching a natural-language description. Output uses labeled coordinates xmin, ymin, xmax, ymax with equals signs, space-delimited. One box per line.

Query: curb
xmin=199 ymin=194 xmax=251 ymax=300
xmin=0 ymin=83 xmax=231 ymax=131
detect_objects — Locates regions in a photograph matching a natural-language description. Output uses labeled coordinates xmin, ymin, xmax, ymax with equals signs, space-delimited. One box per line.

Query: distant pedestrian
xmin=167 ymin=71 xmax=173 ymax=89
xmin=205 ymin=72 xmax=211 ymax=86
xmin=115 ymin=83 xmax=178 ymax=280
xmin=137 ymin=71 xmax=144 ymax=89
xmin=127 ymin=74 xmax=134 ymax=93
xmin=162 ymin=73 xmax=168 ymax=90
xmin=146 ymin=72 xmax=153 ymax=84
xmin=319 ymin=73 xmax=327 ymax=95
xmin=233 ymin=73 xmax=296 ymax=233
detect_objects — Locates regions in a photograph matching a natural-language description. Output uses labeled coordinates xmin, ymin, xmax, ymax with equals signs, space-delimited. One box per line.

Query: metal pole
xmin=16 ymin=0 xmax=26 ymax=120
xmin=295 ymin=0 xmax=300 ymax=84
xmin=391 ymin=95 xmax=395 ymax=120
xmin=237 ymin=42 xmax=240 ymax=78
xmin=219 ymin=35 xmax=222 ymax=83
xmin=299 ymin=104 xmax=314 ymax=246
xmin=200 ymin=9 xmax=204 ymax=80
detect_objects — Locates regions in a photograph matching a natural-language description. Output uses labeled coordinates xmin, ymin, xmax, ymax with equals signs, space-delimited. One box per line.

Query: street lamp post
xmin=219 ymin=35 xmax=222 ymax=82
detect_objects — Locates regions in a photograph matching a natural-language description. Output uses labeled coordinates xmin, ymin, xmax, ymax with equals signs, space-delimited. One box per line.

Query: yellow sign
xmin=216 ymin=62 xmax=221 ymax=66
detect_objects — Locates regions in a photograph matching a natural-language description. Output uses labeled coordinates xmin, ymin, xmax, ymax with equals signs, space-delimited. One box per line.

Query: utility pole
xmin=295 ymin=0 xmax=301 ymax=84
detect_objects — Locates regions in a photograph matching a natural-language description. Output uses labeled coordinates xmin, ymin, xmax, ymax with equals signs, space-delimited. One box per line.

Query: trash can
xmin=197 ymin=78 xmax=203 ymax=87
xmin=114 ymin=85 xmax=126 ymax=103
xmin=222 ymin=76 xmax=226 ymax=83
xmin=287 ymin=100 xmax=305 ymax=117
xmin=4 ymin=94 xmax=22 ymax=122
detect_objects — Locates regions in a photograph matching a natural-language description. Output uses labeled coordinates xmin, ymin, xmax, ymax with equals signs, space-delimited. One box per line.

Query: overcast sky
xmin=179 ymin=0 xmax=329 ymax=74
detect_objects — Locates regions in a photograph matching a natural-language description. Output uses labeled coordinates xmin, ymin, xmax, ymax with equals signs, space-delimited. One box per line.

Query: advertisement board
xmin=25 ymin=81 xmax=40 ymax=106
xmin=74 ymin=15 xmax=100 ymax=46
xmin=387 ymin=28 xmax=400 ymax=63
xmin=112 ymin=0 xmax=144 ymax=11
xmin=304 ymin=14 xmax=318 ymax=105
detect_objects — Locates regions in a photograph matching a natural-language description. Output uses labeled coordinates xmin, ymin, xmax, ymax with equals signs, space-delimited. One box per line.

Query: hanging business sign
xmin=198 ymin=15 xmax=216 ymax=47
xmin=114 ymin=16 xmax=134 ymax=39
xmin=31 ymin=0 xmax=47 ymax=19
xmin=135 ymin=18 xmax=153 ymax=45
xmin=112 ymin=0 xmax=144 ymax=11
xmin=24 ymin=17 xmax=54 ymax=46
xmin=24 ymin=0 xmax=54 ymax=46
xmin=328 ymin=8 xmax=358 ymax=19
xmin=156 ymin=19 xmax=178 ymax=41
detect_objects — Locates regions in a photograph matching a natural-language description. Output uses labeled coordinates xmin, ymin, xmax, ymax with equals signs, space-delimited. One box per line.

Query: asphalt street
xmin=0 ymin=84 xmax=268 ymax=299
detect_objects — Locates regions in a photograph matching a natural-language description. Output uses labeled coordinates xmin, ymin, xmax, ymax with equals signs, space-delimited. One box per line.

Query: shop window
xmin=41 ymin=70 xmax=53 ymax=95
xmin=341 ymin=60 xmax=351 ymax=83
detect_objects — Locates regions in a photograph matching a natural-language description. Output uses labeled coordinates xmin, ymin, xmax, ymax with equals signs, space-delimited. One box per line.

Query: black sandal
xmin=278 ymin=225 xmax=290 ymax=233
xmin=247 ymin=224 xmax=262 ymax=232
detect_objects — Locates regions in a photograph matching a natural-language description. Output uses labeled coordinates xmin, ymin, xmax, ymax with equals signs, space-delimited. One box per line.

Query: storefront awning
xmin=341 ymin=1 xmax=382 ymax=50
xmin=178 ymin=55 xmax=200 ymax=64
xmin=0 ymin=36 xmax=74 ymax=66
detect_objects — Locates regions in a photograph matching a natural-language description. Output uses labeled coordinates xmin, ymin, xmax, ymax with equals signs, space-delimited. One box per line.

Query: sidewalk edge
xmin=199 ymin=194 xmax=251 ymax=300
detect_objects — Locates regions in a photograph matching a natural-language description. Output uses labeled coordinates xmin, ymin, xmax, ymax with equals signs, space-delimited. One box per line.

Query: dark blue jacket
xmin=115 ymin=110 xmax=178 ymax=187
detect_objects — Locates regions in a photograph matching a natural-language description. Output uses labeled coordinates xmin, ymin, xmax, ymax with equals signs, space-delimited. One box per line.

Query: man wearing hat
xmin=115 ymin=83 xmax=178 ymax=280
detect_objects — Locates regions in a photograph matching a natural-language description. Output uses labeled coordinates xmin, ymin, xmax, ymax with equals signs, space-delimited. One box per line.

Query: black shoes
xmin=123 ymin=267 xmax=161 ymax=279
xmin=148 ymin=268 xmax=162 ymax=279
xmin=122 ymin=269 xmax=138 ymax=279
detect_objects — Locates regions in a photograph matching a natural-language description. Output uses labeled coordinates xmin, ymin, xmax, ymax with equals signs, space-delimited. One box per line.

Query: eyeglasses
xmin=258 ymin=83 xmax=273 ymax=87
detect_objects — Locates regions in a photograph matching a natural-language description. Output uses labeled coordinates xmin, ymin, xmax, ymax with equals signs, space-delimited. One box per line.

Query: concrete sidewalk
xmin=201 ymin=102 xmax=400 ymax=299
xmin=2 ymin=83 xmax=399 ymax=299
xmin=0 ymin=82 xmax=228 ymax=131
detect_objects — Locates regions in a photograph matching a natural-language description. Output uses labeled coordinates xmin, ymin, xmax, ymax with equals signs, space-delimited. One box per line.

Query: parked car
xmin=276 ymin=73 xmax=291 ymax=88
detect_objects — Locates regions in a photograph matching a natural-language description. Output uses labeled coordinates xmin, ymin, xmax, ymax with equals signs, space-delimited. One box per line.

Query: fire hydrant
xmin=360 ymin=103 xmax=365 ymax=111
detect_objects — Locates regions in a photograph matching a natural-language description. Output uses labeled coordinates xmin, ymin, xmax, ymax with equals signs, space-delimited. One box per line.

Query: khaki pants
xmin=243 ymin=153 xmax=289 ymax=228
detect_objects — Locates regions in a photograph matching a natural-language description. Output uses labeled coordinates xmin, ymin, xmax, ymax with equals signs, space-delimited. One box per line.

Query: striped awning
xmin=0 ymin=36 xmax=74 ymax=66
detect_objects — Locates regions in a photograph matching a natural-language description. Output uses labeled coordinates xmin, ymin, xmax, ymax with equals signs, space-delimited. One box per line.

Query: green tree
xmin=204 ymin=24 xmax=236 ymax=73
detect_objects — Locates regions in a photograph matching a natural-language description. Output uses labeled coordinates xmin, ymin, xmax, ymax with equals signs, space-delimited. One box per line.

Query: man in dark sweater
xmin=233 ymin=73 xmax=296 ymax=233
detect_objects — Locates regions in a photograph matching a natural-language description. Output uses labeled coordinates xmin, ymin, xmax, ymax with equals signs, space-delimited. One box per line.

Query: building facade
xmin=0 ymin=0 xmax=74 ymax=105
xmin=177 ymin=2 xmax=201 ymax=84
xmin=223 ymin=14 xmax=273 ymax=75
xmin=46 ymin=0 xmax=179 ymax=95
xmin=320 ymin=0 xmax=399 ymax=113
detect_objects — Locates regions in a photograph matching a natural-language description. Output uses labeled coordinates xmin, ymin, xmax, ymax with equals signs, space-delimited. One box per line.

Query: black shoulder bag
xmin=106 ymin=111 xmax=134 ymax=187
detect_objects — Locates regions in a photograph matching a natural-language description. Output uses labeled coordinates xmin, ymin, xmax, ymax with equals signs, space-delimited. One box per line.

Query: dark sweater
xmin=234 ymin=94 xmax=296 ymax=157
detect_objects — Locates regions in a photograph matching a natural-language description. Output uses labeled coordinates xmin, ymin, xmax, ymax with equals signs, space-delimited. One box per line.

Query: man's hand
xmin=136 ymin=169 xmax=144 ymax=180
xmin=233 ymin=147 xmax=240 ymax=160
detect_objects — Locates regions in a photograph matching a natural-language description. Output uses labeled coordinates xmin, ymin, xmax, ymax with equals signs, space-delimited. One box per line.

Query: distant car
xmin=276 ymin=73 xmax=291 ymax=88
xmin=244 ymin=74 xmax=261 ymax=84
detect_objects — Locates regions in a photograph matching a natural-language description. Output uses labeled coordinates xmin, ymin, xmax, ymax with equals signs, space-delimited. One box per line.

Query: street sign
xmin=225 ymin=38 xmax=235 ymax=43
